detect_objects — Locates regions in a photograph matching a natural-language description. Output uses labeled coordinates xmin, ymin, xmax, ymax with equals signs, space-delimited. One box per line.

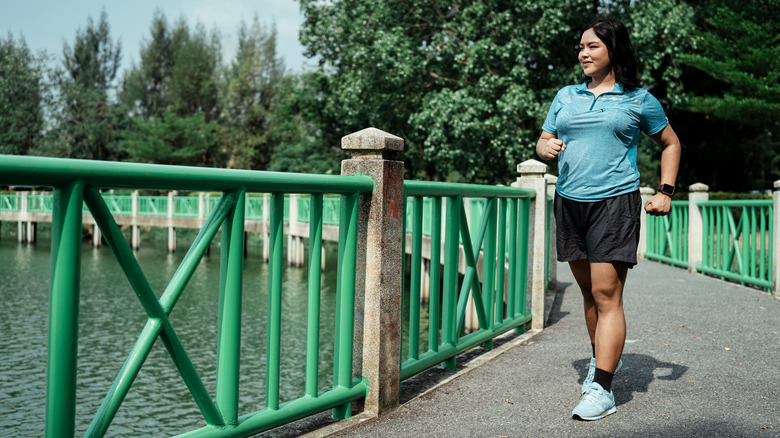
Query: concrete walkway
xmin=331 ymin=260 xmax=780 ymax=437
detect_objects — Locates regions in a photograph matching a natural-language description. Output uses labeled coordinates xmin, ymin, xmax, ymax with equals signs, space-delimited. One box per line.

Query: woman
xmin=536 ymin=18 xmax=681 ymax=421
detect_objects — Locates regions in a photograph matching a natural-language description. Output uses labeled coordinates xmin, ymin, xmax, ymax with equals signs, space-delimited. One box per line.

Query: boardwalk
xmin=315 ymin=260 xmax=780 ymax=437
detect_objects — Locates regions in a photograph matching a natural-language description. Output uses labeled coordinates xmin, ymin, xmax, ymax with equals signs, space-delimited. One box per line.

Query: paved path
xmin=332 ymin=260 xmax=780 ymax=437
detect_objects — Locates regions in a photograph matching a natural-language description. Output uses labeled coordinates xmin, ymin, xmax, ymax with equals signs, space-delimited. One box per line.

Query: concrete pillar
xmin=545 ymin=174 xmax=558 ymax=291
xmin=341 ymin=127 xmax=404 ymax=415
xmin=513 ymin=159 xmax=548 ymax=330
xmin=19 ymin=192 xmax=28 ymax=243
xmin=92 ymin=224 xmax=101 ymax=248
xmin=263 ymin=193 xmax=270 ymax=263
xmin=167 ymin=191 xmax=176 ymax=253
xmin=131 ymin=190 xmax=140 ymax=250
xmin=688 ymin=183 xmax=709 ymax=273
xmin=26 ymin=221 xmax=36 ymax=243
xmin=772 ymin=180 xmax=779 ymax=298
xmin=638 ymin=187 xmax=655 ymax=258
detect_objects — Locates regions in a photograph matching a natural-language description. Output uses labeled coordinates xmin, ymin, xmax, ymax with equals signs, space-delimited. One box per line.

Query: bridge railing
xmin=645 ymin=200 xmax=689 ymax=268
xmin=698 ymin=200 xmax=773 ymax=290
xmin=400 ymin=182 xmax=534 ymax=380
xmin=0 ymin=154 xmax=374 ymax=438
xmin=641 ymin=183 xmax=779 ymax=296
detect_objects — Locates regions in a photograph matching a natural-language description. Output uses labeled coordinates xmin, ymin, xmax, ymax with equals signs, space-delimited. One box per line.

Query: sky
xmin=0 ymin=0 xmax=313 ymax=75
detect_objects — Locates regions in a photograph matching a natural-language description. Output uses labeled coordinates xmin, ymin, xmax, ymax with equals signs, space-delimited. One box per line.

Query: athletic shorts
xmin=554 ymin=190 xmax=641 ymax=267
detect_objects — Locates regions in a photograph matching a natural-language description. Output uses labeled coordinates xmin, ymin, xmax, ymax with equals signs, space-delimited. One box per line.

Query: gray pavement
xmin=331 ymin=260 xmax=780 ymax=437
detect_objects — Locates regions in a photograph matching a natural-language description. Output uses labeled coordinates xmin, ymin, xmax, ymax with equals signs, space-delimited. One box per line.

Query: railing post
xmin=19 ymin=191 xmax=28 ymax=243
xmin=45 ymin=182 xmax=83 ymax=438
xmin=688 ymin=183 xmax=709 ymax=273
xmin=513 ymin=159 xmax=547 ymax=330
xmin=288 ymin=194 xmax=298 ymax=266
xmin=545 ymin=174 xmax=558 ymax=292
xmin=638 ymin=187 xmax=655 ymax=258
xmin=341 ymin=127 xmax=404 ymax=415
xmin=773 ymin=180 xmax=779 ymax=298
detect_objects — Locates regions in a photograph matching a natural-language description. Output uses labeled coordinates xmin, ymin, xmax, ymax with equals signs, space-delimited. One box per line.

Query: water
xmin=0 ymin=228 xmax=341 ymax=437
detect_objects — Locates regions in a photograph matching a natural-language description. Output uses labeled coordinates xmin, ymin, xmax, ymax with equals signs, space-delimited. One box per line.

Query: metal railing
xmin=698 ymin=200 xmax=773 ymax=290
xmin=0 ymin=154 xmax=373 ymax=438
xmin=400 ymin=181 xmax=535 ymax=380
xmin=645 ymin=201 xmax=689 ymax=268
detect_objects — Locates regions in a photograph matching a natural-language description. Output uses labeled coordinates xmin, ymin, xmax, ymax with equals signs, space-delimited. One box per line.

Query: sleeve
xmin=541 ymin=89 xmax=564 ymax=134
xmin=640 ymin=92 xmax=669 ymax=135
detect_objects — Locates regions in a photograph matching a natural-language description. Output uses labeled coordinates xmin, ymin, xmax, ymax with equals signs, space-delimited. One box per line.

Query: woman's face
xmin=579 ymin=28 xmax=612 ymax=79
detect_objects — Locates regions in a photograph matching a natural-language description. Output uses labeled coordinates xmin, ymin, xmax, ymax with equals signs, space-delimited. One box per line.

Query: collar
xmin=576 ymin=80 xmax=625 ymax=95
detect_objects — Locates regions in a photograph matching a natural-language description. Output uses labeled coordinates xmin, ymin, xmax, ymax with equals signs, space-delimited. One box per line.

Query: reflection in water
xmin=0 ymin=236 xmax=339 ymax=437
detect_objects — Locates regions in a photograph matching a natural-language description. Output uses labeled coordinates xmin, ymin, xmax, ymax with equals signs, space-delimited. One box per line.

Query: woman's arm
xmin=536 ymin=131 xmax=566 ymax=161
xmin=644 ymin=124 xmax=682 ymax=216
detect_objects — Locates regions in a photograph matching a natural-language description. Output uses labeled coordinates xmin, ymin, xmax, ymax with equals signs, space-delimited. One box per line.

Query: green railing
xmin=645 ymin=201 xmax=689 ymax=268
xmin=0 ymin=154 xmax=373 ymax=438
xmin=1 ymin=193 xmax=20 ymax=211
xmin=138 ymin=195 xmax=169 ymax=216
xmin=174 ymin=196 xmax=200 ymax=217
xmin=400 ymin=181 xmax=535 ymax=380
xmin=698 ymin=200 xmax=773 ymax=290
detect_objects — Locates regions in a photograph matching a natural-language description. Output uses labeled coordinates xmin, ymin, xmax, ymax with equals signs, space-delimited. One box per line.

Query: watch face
xmin=659 ymin=184 xmax=675 ymax=195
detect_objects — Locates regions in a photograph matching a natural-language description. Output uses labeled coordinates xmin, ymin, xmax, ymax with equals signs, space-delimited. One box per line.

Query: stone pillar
xmin=131 ymin=190 xmax=140 ymax=250
xmin=513 ymin=159 xmax=547 ymax=330
xmin=772 ymin=180 xmax=779 ymax=298
xmin=167 ymin=191 xmax=176 ymax=252
xmin=638 ymin=187 xmax=655 ymax=259
xmin=341 ymin=127 xmax=404 ymax=415
xmin=688 ymin=183 xmax=709 ymax=273
xmin=19 ymin=191 xmax=28 ymax=243
xmin=545 ymin=174 xmax=558 ymax=291
xmin=92 ymin=225 xmax=101 ymax=248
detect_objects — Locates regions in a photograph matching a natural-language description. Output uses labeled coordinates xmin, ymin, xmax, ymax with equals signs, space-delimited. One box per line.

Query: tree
xmin=44 ymin=10 xmax=124 ymax=161
xmin=119 ymin=13 xmax=221 ymax=165
xmin=120 ymin=112 xmax=217 ymax=165
xmin=218 ymin=15 xmax=285 ymax=169
xmin=673 ymin=0 xmax=780 ymax=189
xmin=298 ymin=0 xmax=696 ymax=184
xmin=0 ymin=34 xmax=47 ymax=155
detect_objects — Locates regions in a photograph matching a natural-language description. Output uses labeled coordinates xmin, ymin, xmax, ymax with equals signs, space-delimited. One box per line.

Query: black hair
xmin=581 ymin=18 xmax=640 ymax=89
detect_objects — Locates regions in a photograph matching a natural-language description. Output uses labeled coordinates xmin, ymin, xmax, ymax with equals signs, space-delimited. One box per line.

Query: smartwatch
xmin=658 ymin=184 xmax=675 ymax=197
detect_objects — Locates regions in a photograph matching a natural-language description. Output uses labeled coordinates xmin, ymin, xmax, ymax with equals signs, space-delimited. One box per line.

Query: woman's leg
xmin=568 ymin=260 xmax=597 ymax=345
xmin=590 ymin=261 xmax=628 ymax=374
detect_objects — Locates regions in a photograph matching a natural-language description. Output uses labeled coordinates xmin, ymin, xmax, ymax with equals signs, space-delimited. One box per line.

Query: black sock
xmin=593 ymin=368 xmax=614 ymax=392
xmin=591 ymin=343 xmax=596 ymax=358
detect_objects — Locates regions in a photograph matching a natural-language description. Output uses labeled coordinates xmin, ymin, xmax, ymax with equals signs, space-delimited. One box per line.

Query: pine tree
xmin=0 ymin=34 xmax=47 ymax=155
xmin=45 ymin=10 xmax=124 ymax=161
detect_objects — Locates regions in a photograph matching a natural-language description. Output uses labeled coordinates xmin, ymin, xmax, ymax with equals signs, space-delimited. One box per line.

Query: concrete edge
xmin=301 ymin=327 xmax=545 ymax=438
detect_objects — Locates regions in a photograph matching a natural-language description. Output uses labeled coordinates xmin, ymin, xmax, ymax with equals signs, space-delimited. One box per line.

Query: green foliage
xmin=41 ymin=10 xmax=125 ymax=160
xmin=673 ymin=0 xmax=780 ymax=189
xmin=0 ymin=34 xmax=47 ymax=155
xmin=266 ymin=73 xmax=341 ymax=174
xmin=218 ymin=15 xmax=284 ymax=169
xmin=120 ymin=112 xmax=217 ymax=165
xmin=298 ymin=0 xmax=698 ymax=184
xmin=677 ymin=0 xmax=780 ymax=126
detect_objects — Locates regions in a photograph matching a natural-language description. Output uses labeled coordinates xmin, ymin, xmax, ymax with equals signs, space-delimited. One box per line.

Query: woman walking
xmin=536 ymin=18 xmax=681 ymax=420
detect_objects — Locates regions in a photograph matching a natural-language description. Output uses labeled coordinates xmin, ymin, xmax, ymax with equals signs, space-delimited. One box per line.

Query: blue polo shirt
xmin=542 ymin=82 xmax=668 ymax=202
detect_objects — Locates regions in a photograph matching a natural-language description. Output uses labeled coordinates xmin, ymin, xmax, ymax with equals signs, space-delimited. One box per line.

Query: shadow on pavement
xmin=545 ymin=281 xmax=572 ymax=327
xmin=573 ymin=353 xmax=688 ymax=406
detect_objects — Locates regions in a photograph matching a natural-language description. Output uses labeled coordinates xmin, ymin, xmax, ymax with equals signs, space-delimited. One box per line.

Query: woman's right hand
xmin=536 ymin=132 xmax=567 ymax=160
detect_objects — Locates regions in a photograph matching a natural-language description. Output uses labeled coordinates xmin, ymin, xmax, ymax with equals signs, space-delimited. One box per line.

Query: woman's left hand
xmin=644 ymin=194 xmax=672 ymax=216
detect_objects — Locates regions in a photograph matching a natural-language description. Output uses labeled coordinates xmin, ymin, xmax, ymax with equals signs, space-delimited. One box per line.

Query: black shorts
xmin=554 ymin=190 xmax=641 ymax=267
